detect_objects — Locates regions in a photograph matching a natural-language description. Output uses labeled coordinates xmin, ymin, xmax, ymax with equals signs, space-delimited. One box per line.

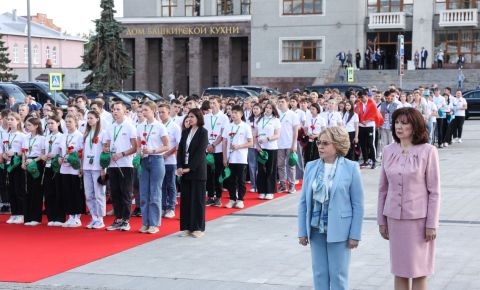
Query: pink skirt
xmin=387 ymin=217 xmax=436 ymax=278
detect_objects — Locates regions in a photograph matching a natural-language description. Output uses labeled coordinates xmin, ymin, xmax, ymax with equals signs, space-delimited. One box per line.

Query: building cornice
xmin=117 ymin=15 xmax=251 ymax=24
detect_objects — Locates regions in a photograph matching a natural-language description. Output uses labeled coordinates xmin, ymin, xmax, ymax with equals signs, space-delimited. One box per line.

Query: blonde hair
xmin=319 ymin=126 xmax=350 ymax=156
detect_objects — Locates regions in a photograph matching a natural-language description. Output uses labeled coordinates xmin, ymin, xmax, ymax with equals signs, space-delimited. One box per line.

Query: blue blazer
xmin=298 ymin=157 xmax=364 ymax=243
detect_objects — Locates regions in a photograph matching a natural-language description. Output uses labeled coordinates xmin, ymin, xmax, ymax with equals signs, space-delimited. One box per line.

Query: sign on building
xmin=347 ymin=67 xmax=354 ymax=83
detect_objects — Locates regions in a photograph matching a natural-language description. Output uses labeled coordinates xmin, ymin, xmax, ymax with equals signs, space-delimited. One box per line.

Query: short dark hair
xmin=310 ymin=103 xmax=321 ymax=114
xmin=188 ymin=108 xmax=204 ymax=127
xmin=171 ymin=99 xmax=181 ymax=105
xmin=131 ymin=98 xmax=140 ymax=104
xmin=391 ymin=108 xmax=429 ymax=145
xmin=75 ymin=95 xmax=88 ymax=103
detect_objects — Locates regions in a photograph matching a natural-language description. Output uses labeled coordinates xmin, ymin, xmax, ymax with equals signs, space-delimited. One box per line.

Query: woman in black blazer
xmin=177 ymin=108 xmax=209 ymax=238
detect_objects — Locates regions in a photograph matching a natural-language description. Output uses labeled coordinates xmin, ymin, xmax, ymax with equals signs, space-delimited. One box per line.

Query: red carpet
xmin=0 ymin=184 xmax=299 ymax=283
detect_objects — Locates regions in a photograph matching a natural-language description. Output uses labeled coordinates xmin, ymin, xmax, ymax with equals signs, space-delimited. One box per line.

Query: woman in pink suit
xmin=377 ymin=108 xmax=441 ymax=290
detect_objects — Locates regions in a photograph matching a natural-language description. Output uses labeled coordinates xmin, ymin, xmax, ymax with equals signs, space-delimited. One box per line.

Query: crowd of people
xmin=0 ymin=86 xmax=467 ymax=234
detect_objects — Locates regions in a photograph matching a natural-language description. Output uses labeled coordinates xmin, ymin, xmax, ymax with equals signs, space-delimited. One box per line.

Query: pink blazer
xmin=377 ymin=143 xmax=441 ymax=228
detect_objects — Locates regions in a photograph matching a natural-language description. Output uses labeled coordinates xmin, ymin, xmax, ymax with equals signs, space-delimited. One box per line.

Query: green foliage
xmin=81 ymin=0 xmax=133 ymax=92
xmin=0 ymin=34 xmax=18 ymax=82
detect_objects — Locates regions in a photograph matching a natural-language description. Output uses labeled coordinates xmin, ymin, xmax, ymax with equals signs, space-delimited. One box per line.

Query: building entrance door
xmin=367 ymin=31 xmax=412 ymax=70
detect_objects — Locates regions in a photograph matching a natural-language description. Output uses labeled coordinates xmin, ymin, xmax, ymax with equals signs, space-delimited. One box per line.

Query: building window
xmin=241 ymin=0 xmax=251 ymax=15
xmin=217 ymin=0 xmax=233 ymax=15
xmin=52 ymin=47 xmax=57 ymax=65
xmin=161 ymin=0 xmax=177 ymax=16
xmin=24 ymin=45 xmax=28 ymax=64
xmin=368 ymin=0 xmax=413 ymax=14
xmin=282 ymin=39 xmax=323 ymax=62
xmin=45 ymin=46 xmax=50 ymax=60
xmin=33 ymin=45 xmax=39 ymax=64
xmin=435 ymin=0 xmax=478 ymax=11
xmin=283 ymin=0 xmax=324 ymax=15
xmin=185 ymin=0 xmax=200 ymax=16
xmin=434 ymin=29 xmax=480 ymax=64
xmin=12 ymin=44 xmax=19 ymax=63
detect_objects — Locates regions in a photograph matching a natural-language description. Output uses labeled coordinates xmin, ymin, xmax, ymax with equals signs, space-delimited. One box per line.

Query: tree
xmin=81 ymin=0 xmax=133 ymax=92
xmin=0 ymin=34 xmax=18 ymax=82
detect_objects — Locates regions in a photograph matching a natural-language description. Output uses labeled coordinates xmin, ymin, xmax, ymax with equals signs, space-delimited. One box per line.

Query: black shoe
xmin=206 ymin=197 xmax=216 ymax=207
xmin=359 ymin=162 xmax=369 ymax=167
xmin=132 ymin=207 xmax=142 ymax=217
xmin=371 ymin=162 xmax=377 ymax=169
xmin=213 ymin=198 xmax=222 ymax=207
xmin=278 ymin=182 xmax=287 ymax=192
xmin=0 ymin=204 xmax=10 ymax=214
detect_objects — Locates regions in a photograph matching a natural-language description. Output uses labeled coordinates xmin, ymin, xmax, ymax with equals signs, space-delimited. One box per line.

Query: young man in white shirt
xmin=158 ymin=104 xmax=182 ymax=218
xmin=129 ymin=99 xmax=140 ymax=124
xmin=452 ymin=89 xmax=468 ymax=143
xmin=433 ymin=88 xmax=448 ymax=148
xmin=204 ymin=96 xmax=229 ymax=207
xmin=104 ymin=102 xmax=138 ymax=231
xmin=426 ymin=93 xmax=438 ymax=145
xmin=222 ymin=105 xmax=253 ymax=208
xmin=276 ymin=96 xmax=299 ymax=194
xmin=74 ymin=95 xmax=89 ymax=120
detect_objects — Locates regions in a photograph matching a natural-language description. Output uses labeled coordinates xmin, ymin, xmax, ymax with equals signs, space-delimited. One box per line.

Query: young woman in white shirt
xmin=323 ymin=100 xmax=344 ymax=128
xmin=82 ymin=111 xmax=107 ymax=229
xmin=137 ymin=101 xmax=169 ymax=234
xmin=254 ymin=101 xmax=281 ymax=200
xmin=303 ymin=103 xmax=326 ymax=165
xmin=22 ymin=117 xmax=46 ymax=226
xmin=59 ymin=114 xmax=85 ymax=228
xmin=247 ymin=103 xmax=262 ymax=193
xmin=41 ymin=114 xmax=65 ymax=226
xmin=397 ymin=93 xmax=412 ymax=109
xmin=289 ymin=95 xmax=306 ymax=180
xmin=4 ymin=113 xmax=27 ymax=224
xmin=343 ymin=101 xmax=360 ymax=161
xmin=222 ymin=105 xmax=253 ymax=208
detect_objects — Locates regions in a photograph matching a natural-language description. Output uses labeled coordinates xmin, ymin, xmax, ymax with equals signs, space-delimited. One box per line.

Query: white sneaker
xmin=225 ymin=200 xmax=236 ymax=208
xmin=62 ymin=218 xmax=74 ymax=227
xmin=258 ymin=194 xmax=266 ymax=199
xmin=86 ymin=220 xmax=96 ymax=229
xmin=452 ymin=138 xmax=458 ymax=143
xmin=47 ymin=221 xmax=55 ymax=227
xmin=458 ymin=139 xmax=462 ymax=143
xmin=53 ymin=221 xmax=64 ymax=227
xmin=13 ymin=215 xmax=24 ymax=224
xmin=164 ymin=210 xmax=175 ymax=219
xmin=69 ymin=220 xmax=82 ymax=228
xmin=443 ymin=142 xmax=449 ymax=147
xmin=6 ymin=216 xmax=16 ymax=224
xmin=250 ymin=188 xmax=257 ymax=192
xmin=91 ymin=220 xmax=105 ymax=229
xmin=234 ymin=200 xmax=244 ymax=209
xmin=264 ymin=194 xmax=274 ymax=200
xmin=25 ymin=221 xmax=40 ymax=226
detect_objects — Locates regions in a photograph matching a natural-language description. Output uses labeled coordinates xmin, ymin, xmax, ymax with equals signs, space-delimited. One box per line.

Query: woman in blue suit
xmin=298 ymin=126 xmax=364 ymax=290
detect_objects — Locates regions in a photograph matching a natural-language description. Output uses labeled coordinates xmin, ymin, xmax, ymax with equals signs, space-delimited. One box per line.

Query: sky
xmin=0 ymin=0 xmax=124 ymax=35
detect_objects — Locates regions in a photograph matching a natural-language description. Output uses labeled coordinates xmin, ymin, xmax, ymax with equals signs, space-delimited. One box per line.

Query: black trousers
xmin=25 ymin=160 xmax=45 ymax=223
xmin=436 ymin=118 xmax=445 ymax=146
xmin=108 ymin=167 xmax=133 ymax=220
xmin=227 ymin=164 xmax=247 ymax=201
xmin=346 ymin=132 xmax=359 ymax=161
xmin=444 ymin=119 xmax=454 ymax=144
xmin=206 ymin=152 xmax=224 ymax=199
xmin=8 ymin=162 xmax=26 ymax=216
xmin=452 ymin=116 xmax=465 ymax=139
xmin=0 ymin=166 xmax=7 ymax=204
xmin=359 ymin=126 xmax=376 ymax=163
xmin=304 ymin=141 xmax=319 ymax=165
xmin=61 ymin=173 xmax=85 ymax=215
xmin=180 ymin=179 xmax=206 ymax=232
xmin=256 ymin=149 xmax=278 ymax=194
xmin=44 ymin=167 xmax=65 ymax=222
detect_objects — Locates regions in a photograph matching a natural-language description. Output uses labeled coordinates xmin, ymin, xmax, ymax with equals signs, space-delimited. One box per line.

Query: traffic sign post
xmin=347 ymin=67 xmax=354 ymax=83
xmin=49 ymin=73 xmax=63 ymax=106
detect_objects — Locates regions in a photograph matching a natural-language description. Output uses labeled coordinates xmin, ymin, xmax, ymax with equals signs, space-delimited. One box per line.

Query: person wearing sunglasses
xmin=298 ymin=126 xmax=364 ymax=290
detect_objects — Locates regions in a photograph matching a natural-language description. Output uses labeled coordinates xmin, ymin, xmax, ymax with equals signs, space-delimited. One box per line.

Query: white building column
xmin=412 ymin=1 xmax=434 ymax=68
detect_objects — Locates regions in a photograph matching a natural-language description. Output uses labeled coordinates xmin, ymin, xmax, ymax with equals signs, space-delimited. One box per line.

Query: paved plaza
xmin=1 ymin=120 xmax=479 ymax=290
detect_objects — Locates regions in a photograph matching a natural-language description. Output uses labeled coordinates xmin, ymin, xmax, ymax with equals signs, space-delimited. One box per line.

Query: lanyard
xmin=261 ymin=116 xmax=272 ymax=130
xmin=229 ymin=124 xmax=241 ymax=140
xmin=8 ymin=133 xmax=16 ymax=149
xmin=164 ymin=119 xmax=172 ymax=128
xmin=143 ymin=124 xmax=154 ymax=143
xmin=88 ymin=130 xmax=95 ymax=150
xmin=280 ymin=112 xmax=287 ymax=122
xmin=113 ymin=125 xmax=123 ymax=144
xmin=65 ymin=134 xmax=74 ymax=148
xmin=28 ymin=136 xmax=37 ymax=152
xmin=210 ymin=115 xmax=219 ymax=132
xmin=48 ymin=135 xmax=57 ymax=153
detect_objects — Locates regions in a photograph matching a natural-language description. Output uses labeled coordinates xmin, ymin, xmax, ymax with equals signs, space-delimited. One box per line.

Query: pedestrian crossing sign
xmin=49 ymin=73 xmax=63 ymax=91
xmin=347 ymin=67 xmax=354 ymax=83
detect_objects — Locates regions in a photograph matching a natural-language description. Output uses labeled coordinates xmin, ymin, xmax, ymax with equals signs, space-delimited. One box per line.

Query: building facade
xmin=120 ymin=0 xmax=480 ymax=95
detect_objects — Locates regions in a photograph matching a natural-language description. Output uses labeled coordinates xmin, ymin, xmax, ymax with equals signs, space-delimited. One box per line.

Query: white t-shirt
xmin=106 ymin=120 xmax=137 ymax=168
xmin=433 ymin=95 xmax=447 ymax=119
xmin=343 ymin=112 xmax=359 ymax=133
xmin=60 ymin=130 xmax=84 ymax=175
xmin=82 ymin=130 xmax=106 ymax=171
xmin=247 ymin=116 xmax=259 ymax=149
xmin=278 ymin=110 xmax=300 ymax=149
xmin=173 ymin=115 xmax=185 ymax=128
xmin=78 ymin=119 xmax=87 ymax=134
xmin=358 ymin=102 xmax=376 ymax=128
xmin=23 ymin=134 xmax=46 ymax=158
xmin=1 ymin=131 xmax=27 ymax=155
xmin=396 ymin=102 xmax=412 ymax=109
xmin=43 ymin=132 xmax=63 ymax=168
xmin=222 ymin=121 xmax=252 ymax=164
xmin=137 ymin=120 xmax=168 ymax=156
xmin=454 ymin=97 xmax=467 ymax=117
xmin=256 ymin=115 xmax=281 ymax=150
xmin=305 ymin=115 xmax=326 ymax=141
xmin=322 ymin=111 xmax=343 ymax=128
xmin=427 ymin=100 xmax=438 ymax=123
xmin=294 ymin=109 xmax=306 ymax=127
xmin=204 ymin=111 xmax=229 ymax=153
xmin=162 ymin=118 xmax=182 ymax=165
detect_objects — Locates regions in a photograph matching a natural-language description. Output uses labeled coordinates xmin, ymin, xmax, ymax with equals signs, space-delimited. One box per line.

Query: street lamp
xmin=27 ymin=0 xmax=32 ymax=81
